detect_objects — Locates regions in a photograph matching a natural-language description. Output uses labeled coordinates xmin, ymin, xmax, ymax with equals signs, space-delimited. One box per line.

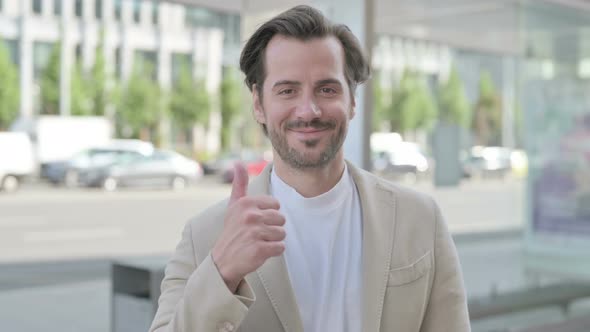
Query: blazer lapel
xmin=348 ymin=162 xmax=397 ymax=332
xmin=248 ymin=164 xmax=304 ymax=332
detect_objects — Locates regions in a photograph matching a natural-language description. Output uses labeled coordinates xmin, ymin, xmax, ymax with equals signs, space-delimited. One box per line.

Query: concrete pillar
xmin=121 ymin=0 xmax=133 ymax=24
xmin=120 ymin=1 xmax=134 ymax=82
xmin=140 ymin=0 xmax=152 ymax=28
xmin=313 ymin=0 xmax=374 ymax=170
xmin=206 ymin=29 xmax=224 ymax=154
xmin=59 ymin=0 xmax=73 ymax=116
xmin=157 ymin=37 xmax=171 ymax=89
xmin=103 ymin=0 xmax=114 ymax=22
xmin=83 ymin=0 xmax=94 ymax=21
xmin=191 ymin=28 xmax=210 ymax=153
xmin=42 ymin=0 xmax=53 ymax=17
xmin=19 ymin=1 xmax=34 ymax=118
xmin=157 ymin=28 xmax=171 ymax=148
xmin=82 ymin=0 xmax=98 ymax=71
xmin=192 ymin=28 xmax=207 ymax=81
xmin=101 ymin=0 xmax=116 ymax=77
xmin=82 ymin=27 xmax=97 ymax=71
xmin=4 ymin=0 xmax=21 ymax=16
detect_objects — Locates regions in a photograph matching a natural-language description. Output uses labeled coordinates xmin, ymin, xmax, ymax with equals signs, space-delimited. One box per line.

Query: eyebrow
xmin=315 ymin=79 xmax=343 ymax=87
xmin=272 ymin=79 xmax=343 ymax=89
xmin=272 ymin=80 xmax=301 ymax=89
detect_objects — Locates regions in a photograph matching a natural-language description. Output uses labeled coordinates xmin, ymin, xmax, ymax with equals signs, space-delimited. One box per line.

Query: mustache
xmin=285 ymin=118 xmax=336 ymax=130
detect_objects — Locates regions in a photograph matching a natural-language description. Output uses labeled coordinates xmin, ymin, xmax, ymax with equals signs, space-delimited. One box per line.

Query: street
xmin=0 ymin=175 xmax=525 ymax=263
xmin=3 ymin=175 xmax=587 ymax=332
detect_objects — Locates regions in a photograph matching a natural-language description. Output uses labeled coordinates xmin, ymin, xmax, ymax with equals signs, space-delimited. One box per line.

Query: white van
xmin=0 ymin=132 xmax=36 ymax=192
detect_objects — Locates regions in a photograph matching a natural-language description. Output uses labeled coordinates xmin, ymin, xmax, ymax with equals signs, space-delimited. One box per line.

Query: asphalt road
xmin=4 ymin=175 xmax=588 ymax=332
xmin=0 ymin=175 xmax=524 ymax=263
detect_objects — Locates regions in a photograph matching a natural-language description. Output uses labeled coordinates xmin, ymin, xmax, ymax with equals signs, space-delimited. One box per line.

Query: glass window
xmin=114 ymin=0 xmax=122 ymax=21
xmin=152 ymin=0 xmax=158 ymax=25
xmin=95 ymin=0 xmax=102 ymax=19
xmin=32 ymin=0 xmax=42 ymax=14
xmin=33 ymin=42 xmax=54 ymax=80
xmin=2 ymin=39 xmax=19 ymax=66
xmin=74 ymin=0 xmax=82 ymax=17
xmin=133 ymin=0 xmax=140 ymax=23
xmin=171 ymin=53 xmax=192 ymax=86
xmin=75 ymin=44 xmax=82 ymax=61
xmin=115 ymin=47 xmax=121 ymax=78
xmin=54 ymin=0 xmax=62 ymax=16
xmin=134 ymin=50 xmax=158 ymax=80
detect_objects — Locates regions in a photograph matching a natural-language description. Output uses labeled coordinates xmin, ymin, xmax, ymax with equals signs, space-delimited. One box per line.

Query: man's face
xmin=253 ymin=35 xmax=355 ymax=170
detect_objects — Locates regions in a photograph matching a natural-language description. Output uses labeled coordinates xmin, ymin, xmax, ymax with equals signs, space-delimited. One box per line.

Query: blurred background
xmin=1 ymin=0 xmax=590 ymax=331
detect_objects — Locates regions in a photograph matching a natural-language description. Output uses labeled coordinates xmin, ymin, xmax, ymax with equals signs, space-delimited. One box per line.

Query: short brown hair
xmin=239 ymin=5 xmax=371 ymax=100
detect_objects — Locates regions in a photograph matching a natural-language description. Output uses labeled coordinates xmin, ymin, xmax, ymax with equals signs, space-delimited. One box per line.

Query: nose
xmin=294 ymin=93 xmax=322 ymax=120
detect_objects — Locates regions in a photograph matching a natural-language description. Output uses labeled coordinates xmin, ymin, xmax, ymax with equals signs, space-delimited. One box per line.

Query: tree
xmin=70 ymin=60 xmax=93 ymax=116
xmin=437 ymin=67 xmax=470 ymax=127
xmin=0 ymin=41 xmax=20 ymax=130
xmin=116 ymin=62 xmax=162 ymax=140
xmin=220 ymin=68 xmax=241 ymax=150
xmin=169 ymin=61 xmax=210 ymax=132
xmin=372 ymin=71 xmax=389 ymax=131
xmin=388 ymin=70 xmax=437 ymax=134
xmin=89 ymin=40 xmax=109 ymax=116
xmin=41 ymin=43 xmax=61 ymax=115
xmin=472 ymin=71 xmax=502 ymax=145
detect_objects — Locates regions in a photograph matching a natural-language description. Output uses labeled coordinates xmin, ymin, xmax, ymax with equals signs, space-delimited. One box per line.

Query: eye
xmin=278 ymin=89 xmax=295 ymax=95
xmin=319 ymin=87 xmax=337 ymax=94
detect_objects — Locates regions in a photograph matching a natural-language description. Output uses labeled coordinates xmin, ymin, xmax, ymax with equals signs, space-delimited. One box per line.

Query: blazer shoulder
xmin=366 ymin=170 xmax=436 ymax=213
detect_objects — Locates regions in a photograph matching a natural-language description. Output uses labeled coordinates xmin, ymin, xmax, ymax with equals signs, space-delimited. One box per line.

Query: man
xmin=150 ymin=5 xmax=470 ymax=332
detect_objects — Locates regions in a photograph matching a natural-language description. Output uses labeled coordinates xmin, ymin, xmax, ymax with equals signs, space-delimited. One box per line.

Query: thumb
xmin=229 ymin=162 xmax=249 ymax=204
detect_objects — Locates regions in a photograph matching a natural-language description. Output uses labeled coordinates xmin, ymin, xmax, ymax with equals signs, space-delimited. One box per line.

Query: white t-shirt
xmin=270 ymin=166 xmax=363 ymax=332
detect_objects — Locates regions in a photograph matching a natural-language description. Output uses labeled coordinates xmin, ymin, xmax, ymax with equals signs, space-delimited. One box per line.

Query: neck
xmin=272 ymin=153 xmax=346 ymax=198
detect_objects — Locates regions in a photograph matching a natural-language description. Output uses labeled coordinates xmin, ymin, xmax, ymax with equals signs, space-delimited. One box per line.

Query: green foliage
xmin=41 ymin=43 xmax=61 ymax=115
xmin=437 ymin=67 xmax=470 ymax=127
xmin=169 ymin=61 xmax=210 ymax=131
xmin=372 ymin=72 xmax=389 ymax=131
xmin=0 ymin=41 xmax=20 ymax=130
xmin=472 ymin=71 xmax=502 ymax=145
xmin=116 ymin=62 xmax=162 ymax=138
xmin=388 ymin=70 xmax=437 ymax=133
xmin=220 ymin=68 xmax=241 ymax=150
xmin=70 ymin=60 xmax=93 ymax=116
xmin=89 ymin=41 xmax=108 ymax=116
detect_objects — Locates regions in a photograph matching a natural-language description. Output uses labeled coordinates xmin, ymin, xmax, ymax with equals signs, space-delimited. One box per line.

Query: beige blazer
xmin=149 ymin=162 xmax=470 ymax=332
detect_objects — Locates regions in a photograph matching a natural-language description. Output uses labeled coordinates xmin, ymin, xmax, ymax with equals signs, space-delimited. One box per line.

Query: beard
xmin=268 ymin=117 xmax=347 ymax=170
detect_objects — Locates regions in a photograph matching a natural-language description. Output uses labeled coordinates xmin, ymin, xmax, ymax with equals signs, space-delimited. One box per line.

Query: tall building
xmin=0 ymin=0 xmax=241 ymax=120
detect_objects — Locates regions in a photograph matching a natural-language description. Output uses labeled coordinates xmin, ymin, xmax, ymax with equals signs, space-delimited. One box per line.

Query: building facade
xmin=0 ymin=0 xmax=240 ymax=123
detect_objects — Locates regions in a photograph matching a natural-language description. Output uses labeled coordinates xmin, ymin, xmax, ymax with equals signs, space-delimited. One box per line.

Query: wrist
xmin=211 ymin=251 xmax=241 ymax=293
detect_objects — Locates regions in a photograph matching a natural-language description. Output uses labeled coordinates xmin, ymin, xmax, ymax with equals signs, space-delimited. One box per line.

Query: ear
xmin=252 ymin=84 xmax=266 ymax=124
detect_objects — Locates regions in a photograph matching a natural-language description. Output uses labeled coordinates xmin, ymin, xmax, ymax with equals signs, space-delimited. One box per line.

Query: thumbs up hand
xmin=211 ymin=163 xmax=286 ymax=293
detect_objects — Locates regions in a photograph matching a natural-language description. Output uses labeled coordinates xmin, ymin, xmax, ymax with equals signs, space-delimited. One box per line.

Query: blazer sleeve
xmin=420 ymin=200 xmax=471 ymax=332
xmin=149 ymin=222 xmax=256 ymax=332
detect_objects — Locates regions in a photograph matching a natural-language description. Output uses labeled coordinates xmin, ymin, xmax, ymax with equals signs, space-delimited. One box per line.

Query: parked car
xmin=372 ymin=141 xmax=429 ymax=181
xmin=219 ymin=150 xmax=271 ymax=183
xmin=79 ymin=149 xmax=203 ymax=191
xmin=202 ymin=151 xmax=242 ymax=175
xmin=44 ymin=139 xmax=154 ymax=187
xmin=461 ymin=146 xmax=512 ymax=179
xmin=0 ymin=132 xmax=35 ymax=192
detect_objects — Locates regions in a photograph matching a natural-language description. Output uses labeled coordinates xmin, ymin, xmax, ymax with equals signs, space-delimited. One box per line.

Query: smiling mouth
xmin=289 ymin=128 xmax=328 ymax=133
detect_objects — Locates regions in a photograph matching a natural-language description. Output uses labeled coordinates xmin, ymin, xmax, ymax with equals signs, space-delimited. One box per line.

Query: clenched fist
xmin=211 ymin=163 xmax=286 ymax=293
